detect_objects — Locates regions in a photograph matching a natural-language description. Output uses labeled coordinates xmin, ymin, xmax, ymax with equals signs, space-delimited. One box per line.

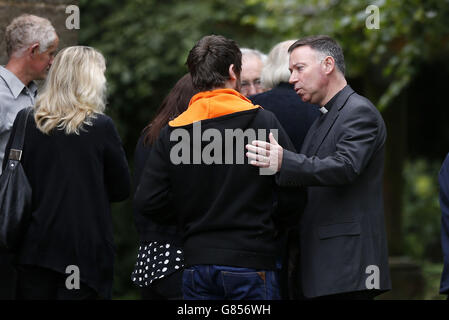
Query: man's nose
xmin=248 ymin=84 xmax=258 ymax=96
xmin=289 ymin=72 xmax=297 ymax=84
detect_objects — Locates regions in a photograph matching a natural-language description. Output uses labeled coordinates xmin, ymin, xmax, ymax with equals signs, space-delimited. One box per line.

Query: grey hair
xmin=261 ymin=40 xmax=297 ymax=89
xmin=240 ymin=48 xmax=267 ymax=65
xmin=288 ymin=35 xmax=346 ymax=75
xmin=5 ymin=14 xmax=57 ymax=58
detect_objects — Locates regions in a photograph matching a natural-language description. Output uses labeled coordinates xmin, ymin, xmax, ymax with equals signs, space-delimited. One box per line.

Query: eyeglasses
xmin=241 ymin=79 xmax=263 ymax=89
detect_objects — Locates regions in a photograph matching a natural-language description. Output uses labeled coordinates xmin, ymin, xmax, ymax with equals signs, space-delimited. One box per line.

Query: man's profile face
xmin=288 ymin=45 xmax=327 ymax=106
xmin=30 ymin=35 xmax=59 ymax=80
xmin=240 ymin=55 xmax=264 ymax=97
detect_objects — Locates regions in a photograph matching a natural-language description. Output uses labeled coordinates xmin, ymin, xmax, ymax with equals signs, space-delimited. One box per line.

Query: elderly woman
xmin=2 ymin=46 xmax=130 ymax=300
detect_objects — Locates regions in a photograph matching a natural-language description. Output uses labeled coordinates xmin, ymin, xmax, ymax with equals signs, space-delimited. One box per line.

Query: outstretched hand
xmin=245 ymin=132 xmax=283 ymax=173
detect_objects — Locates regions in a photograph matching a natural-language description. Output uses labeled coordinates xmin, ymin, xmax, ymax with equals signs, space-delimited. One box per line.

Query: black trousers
xmin=16 ymin=264 xmax=99 ymax=300
xmin=0 ymin=252 xmax=17 ymax=299
xmin=141 ymin=269 xmax=183 ymax=300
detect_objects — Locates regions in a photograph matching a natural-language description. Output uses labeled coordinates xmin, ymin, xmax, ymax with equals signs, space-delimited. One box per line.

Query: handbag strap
xmin=9 ymin=107 xmax=33 ymax=162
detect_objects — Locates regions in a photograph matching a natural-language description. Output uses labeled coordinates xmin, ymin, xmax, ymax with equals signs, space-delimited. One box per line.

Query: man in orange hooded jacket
xmin=135 ymin=35 xmax=304 ymax=300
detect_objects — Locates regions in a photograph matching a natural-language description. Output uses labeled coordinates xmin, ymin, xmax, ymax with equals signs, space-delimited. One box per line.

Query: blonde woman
xmin=2 ymin=46 xmax=130 ymax=300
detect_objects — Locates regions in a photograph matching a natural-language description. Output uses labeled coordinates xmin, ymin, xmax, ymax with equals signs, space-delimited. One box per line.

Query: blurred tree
xmin=244 ymin=0 xmax=449 ymax=109
xmin=80 ymin=0 xmax=280 ymax=155
xmin=403 ymin=159 xmax=442 ymax=262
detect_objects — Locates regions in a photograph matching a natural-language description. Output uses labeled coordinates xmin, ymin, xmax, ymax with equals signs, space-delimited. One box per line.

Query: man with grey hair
xmin=1 ymin=14 xmax=59 ymax=173
xmin=247 ymin=35 xmax=391 ymax=299
xmin=0 ymin=14 xmax=59 ymax=299
xmin=240 ymin=48 xmax=267 ymax=97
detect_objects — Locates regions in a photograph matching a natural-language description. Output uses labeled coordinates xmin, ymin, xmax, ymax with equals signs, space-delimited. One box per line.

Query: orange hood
xmin=169 ymin=89 xmax=260 ymax=127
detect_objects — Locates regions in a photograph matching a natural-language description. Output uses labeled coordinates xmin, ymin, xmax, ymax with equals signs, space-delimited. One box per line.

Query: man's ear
xmin=322 ymin=56 xmax=335 ymax=75
xmin=28 ymin=43 xmax=40 ymax=57
xmin=229 ymin=64 xmax=237 ymax=80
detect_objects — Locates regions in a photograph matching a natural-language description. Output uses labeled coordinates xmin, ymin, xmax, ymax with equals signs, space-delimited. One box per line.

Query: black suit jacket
xmin=278 ymin=85 xmax=391 ymax=298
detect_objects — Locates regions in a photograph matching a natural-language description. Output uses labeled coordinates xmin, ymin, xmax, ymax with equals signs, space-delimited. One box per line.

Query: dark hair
xmin=186 ymin=35 xmax=242 ymax=91
xmin=288 ymin=35 xmax=345 ymax=75
xmin=144 ymin=73 xmax=199 ymax=144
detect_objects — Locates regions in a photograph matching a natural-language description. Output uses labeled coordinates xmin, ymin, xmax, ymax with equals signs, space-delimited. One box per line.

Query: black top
xmin=134 ymin=108 xmax=305 ymax=270
xmin=131 ymin=131 xmax=184 ymax=287
xmin=133 ymin=133 xmax=182 ymax=245
xmin=3 ymin=109 xmax=131 ymax=299
xmin=250 ymin=82 xmax=320 ymax=153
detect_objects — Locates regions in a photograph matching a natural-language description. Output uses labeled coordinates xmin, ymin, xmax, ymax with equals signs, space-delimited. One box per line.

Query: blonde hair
xmin=34 ymin=46 xmax=107 ymax=135
xmin=261 ymin=40 xmax=297 ymax=89
xmin=6 ymin=14 xmax=57 ymax=58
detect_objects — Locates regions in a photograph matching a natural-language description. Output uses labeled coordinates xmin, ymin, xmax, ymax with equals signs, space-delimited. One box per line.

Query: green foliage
xmin=243 ymin=0 xmax=449 ymax=110
xmin=422 ymin=262 xmax=446 ymax=300
xmin=79 ymin=0 xmax=279 ymax=156
xmin=403 ymin=159 xmax=442 ymax=262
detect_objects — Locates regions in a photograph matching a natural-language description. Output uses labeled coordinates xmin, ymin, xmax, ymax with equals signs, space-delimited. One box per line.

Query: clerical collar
xmin=319 ymin=106 xmax=328 ymax=114
xmin=321 ymin=85 xmax=348 ymax=114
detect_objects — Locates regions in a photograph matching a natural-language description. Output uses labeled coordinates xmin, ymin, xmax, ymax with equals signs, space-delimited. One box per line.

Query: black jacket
xmin=134 ymin=89 xmax=304 ymax=270
xmin=3 ymin=109 xmax=130 ymax=299
xmin=133 ymin=132 xmax=182 ymax=245
xmin=278 ymin=85 xmax=391 ymax=297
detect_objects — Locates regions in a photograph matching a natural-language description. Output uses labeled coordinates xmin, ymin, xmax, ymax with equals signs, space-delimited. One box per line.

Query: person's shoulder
xmin=254 ymin=107 xmax=276 ymax=119
xmin=0 ymin=66 xmax=9 ymax=84
xmin=88 ymin=113 xmax=121 ymax=138
xmin=443 ymin=153 xmax=449 ymax=169
xmin=440 ymin=153 xmax=449 ymax=185
xmin=350 ymin=91 xmax=376 ymax=108
xmin=16 ymin=107 xmax=34 ymax=122
xmin=16 ymin=107 xmax=30 ymax=116
xmin=345 ymin=90 xmax=382 ymax=118
xmin=252 ymin=107 xmax=284 ymax=129
xmin=91 ymin=113 xmax=115 ymax=127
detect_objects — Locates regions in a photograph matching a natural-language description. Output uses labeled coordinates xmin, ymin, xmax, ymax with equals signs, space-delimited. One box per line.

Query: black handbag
xmin=0 ymin=107 xmax=33 ymax=251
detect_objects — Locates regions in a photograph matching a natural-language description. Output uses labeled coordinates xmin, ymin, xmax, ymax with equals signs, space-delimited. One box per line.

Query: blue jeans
xmin=182 ymin=265 xmax=280 ymax=300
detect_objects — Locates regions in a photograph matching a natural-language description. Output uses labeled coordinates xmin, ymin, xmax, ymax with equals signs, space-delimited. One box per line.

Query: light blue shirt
xmin=0 ymin=66 xmax=37 ymax=174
